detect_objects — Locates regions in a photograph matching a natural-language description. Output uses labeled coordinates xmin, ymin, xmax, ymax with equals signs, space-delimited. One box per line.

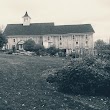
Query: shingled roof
xmin=3 ymin=23 xmax=94 ymax=36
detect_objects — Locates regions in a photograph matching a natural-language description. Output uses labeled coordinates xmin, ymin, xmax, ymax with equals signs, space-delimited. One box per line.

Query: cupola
xmin=22 ymin=11 xmax=31 ymax=26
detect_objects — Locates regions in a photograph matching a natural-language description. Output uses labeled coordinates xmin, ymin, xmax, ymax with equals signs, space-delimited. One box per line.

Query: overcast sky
xmin=0 ymin=0 xmax=110 ymax=41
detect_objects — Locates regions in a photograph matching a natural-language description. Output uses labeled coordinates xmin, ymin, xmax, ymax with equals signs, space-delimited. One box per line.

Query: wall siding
xmin=6 ymin=33 xmax=94 ymax=54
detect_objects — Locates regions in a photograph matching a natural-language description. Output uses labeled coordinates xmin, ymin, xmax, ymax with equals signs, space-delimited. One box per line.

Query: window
xmin=60 ymin=36 xmax=62 ymax=40
xmin=48 ymin=37 xmax=50 ymax=40
xmin=73 ymin=35 xmax=74 ymax=39
xmin=60 ymin=42 xmax=62 ymax=45
xmin=24 ymin=18 xmax=28 ymax=22
xmin=76 ymin=42 xmax=78 ymax=44
xmin=86 ymin=35 xmax=88 ymax=39
xmin=73 ymin=49 xmax=75 ymax=52
xmin=86 ymin=41 xmax=88 ymax=44
xmin=42 ymin=42 xmax=43 ymax=45
xmin=13 ymin=39 xmax=15 ymax=42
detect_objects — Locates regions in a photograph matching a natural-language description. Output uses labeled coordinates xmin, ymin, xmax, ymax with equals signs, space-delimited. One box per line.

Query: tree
xmin=46 ymin=46 xmax=59 ymax=56
xmin=94 ymin=39 xmax=106 ymax=50
xmin=23 ymin=39 xmax=36 ymax=51
xmin=0 ymin=33 xmax=7 ymax=49
xmin=94 ymin=39 xmax=106 ymax=57
xmin=33 ymin=44 xmax=45 ymax=55
xmin=94 ymin=39 xmax=110 ymax=59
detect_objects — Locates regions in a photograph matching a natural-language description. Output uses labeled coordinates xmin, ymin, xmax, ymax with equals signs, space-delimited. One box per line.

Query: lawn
xmin=0 ymin=53 xmax=109 ymax=110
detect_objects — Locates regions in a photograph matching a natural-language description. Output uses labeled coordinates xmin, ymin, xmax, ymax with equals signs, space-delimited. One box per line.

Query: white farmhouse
xmin=3 ymin=12 xmax=95 ymax=55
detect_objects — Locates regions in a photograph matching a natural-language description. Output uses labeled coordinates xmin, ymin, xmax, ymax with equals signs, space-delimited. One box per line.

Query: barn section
xmin=3 ymin=12 xmax=95 ymax=55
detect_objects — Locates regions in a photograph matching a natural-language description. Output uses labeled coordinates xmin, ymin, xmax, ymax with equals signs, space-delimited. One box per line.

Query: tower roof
xmin=22 ymin=11 xmax=31 ymax=18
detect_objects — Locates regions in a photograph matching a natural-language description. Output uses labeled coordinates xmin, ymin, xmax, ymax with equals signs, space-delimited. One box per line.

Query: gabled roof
xmin=53 ymin=24 xmax=95 ymax=34
xmin=3 ymin=23 xmax=95 ymax=36
xmin=22 ymin=12 xmax=31 ymax=19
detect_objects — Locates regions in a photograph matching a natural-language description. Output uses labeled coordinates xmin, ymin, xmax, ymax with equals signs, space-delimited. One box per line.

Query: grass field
xmin=0 ymin=53 xmax=109 ymax=110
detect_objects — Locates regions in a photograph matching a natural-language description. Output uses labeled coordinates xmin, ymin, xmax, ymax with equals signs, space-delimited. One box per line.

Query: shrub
xmin=33 ymin=44 xmax=45 ymax=55
xmin=6 ymin=50 xmax=13 ymax=54
xmin=58 ymin=49 xmax=66 ymax=57
xmin=23 ymin=39 xmax=36 ymax=51
xmin=69 ymin=52 xmax=79 ymax=58
xmin=46 ymin=46 xmax=59 ymax=56
xmin=47 ymin=56 xmax=110 ymax=96
xmin=23 ymin=40 xmax=45 ymax=55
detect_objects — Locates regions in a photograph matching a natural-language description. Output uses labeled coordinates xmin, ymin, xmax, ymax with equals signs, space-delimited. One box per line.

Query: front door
xmin=19 ymin=44 xmax=23 ymax=50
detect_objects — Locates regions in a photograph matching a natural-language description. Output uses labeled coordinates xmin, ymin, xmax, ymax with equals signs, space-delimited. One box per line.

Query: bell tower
xmin=22 ymin=11 xmax=31 ymax=26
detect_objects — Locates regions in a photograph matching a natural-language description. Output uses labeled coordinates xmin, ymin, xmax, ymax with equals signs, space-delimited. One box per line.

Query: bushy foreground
xmin=47 ymin=57 xmax=110 ymax=96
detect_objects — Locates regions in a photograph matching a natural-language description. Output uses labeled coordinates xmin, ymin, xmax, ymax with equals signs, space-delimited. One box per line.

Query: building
xmin=3 ymin=12 xmax=95 ymax=55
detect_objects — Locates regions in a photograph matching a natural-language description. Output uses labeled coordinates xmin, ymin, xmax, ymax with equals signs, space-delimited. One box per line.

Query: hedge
xmin=47 ymin=57 xmax=110 ymax=96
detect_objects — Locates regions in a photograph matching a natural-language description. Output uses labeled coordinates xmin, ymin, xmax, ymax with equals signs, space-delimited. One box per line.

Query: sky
xmin=0 ymin=0 xmax=110 ymax=42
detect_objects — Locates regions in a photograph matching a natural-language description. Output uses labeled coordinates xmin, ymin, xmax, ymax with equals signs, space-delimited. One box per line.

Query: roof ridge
xmin=7 ymin=22 xmax=54 ymax=25
xmin=55 ymin=24 xmax=91 ymax=26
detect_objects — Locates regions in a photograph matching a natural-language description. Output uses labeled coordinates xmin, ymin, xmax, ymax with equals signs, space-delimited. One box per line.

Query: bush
xmin=46 ymin=46 xmax=59 ymax=56
xmin=23 ymin=39 xmax=36 ymax=51
xmin=69 ymin=52 xmax=79 ymax=58
xmin=33 ymin=44 xmax=45 ymax=55
xmin=47 ymin=56 xmax=110 ymax=96
xmin=6 ymin=50 xmax=13 ymax=54
xmin=58 ymin=49 xmax=66 ymax=57
xmin=23 ymin=40 xmax=45 ymax=55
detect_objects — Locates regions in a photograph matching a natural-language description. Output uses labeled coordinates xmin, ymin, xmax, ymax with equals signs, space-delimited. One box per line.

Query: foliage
xmin=69 ymin=52 xmax=79 ymax=58
xmin=33 ymin=44 xmax=45 ymax=55
xmin=47 ymin=56 xmax=110 ymax=96
xmin=23 ymin=39 xmax=45 ymax=55
xmin=58 ymin=49 xmax=66 ymax=57
xmin=94 ymin=39 xmax=110 ymax=59
xmin=94 ymin=39 xmax=106 ymax=50
xmin=6 ymin=50 xmax=13 ymax=54
xmin=23 ymin=39 xmax=36 ymax=51
xmin=0 ymin=33 xmax=7 ymax=48
xmin=46 ymin=46 xmax=59 ymax=56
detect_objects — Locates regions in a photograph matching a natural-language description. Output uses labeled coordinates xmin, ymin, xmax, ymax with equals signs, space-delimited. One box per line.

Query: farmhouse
xmin=4 ymin=12 xmax=95 ymax=55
